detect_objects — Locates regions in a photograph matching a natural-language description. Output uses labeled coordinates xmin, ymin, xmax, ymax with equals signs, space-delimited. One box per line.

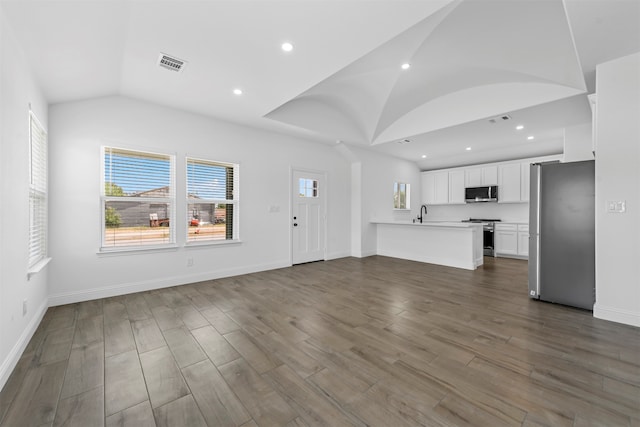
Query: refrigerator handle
xmin=535 ymin=164 xmax=541 ymax=296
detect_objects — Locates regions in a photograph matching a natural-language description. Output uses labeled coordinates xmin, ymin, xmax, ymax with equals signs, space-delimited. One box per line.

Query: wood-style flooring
xmin=1 ymin=256 xmax=639 ymax=426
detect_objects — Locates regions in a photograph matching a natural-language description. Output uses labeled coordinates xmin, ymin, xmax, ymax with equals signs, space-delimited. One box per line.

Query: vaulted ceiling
xmin=2 ymin=0 xmax=639 ymax=169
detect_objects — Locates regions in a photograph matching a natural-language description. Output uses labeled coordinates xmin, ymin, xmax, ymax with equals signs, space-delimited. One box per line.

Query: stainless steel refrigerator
xmin=528 ymin=160 xmax=595 ymax=310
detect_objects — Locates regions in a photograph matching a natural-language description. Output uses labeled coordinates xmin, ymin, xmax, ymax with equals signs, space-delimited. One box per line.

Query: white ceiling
xmin=2 ymin=0 xmax=639 ymax=170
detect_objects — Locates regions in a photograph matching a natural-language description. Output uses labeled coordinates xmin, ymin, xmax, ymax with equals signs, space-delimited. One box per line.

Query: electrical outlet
xmin=187 ymin=258 xmax=194 ymax=267
xmin=23 ymin=299 xmax=27 ymax=316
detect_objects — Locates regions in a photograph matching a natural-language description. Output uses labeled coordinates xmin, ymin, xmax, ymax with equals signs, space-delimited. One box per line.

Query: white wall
xmin=0 ymin=9 xmax=49 ymax=390
xmin=47 ymin=96 xmax=351 ymax=304
xmin=338 ymin=146 xmax=422 ymax=257
xmin=563 ymin=123 xmax=594 ymax=163
xmin=594 ymin=52 xmax=640 ymax=327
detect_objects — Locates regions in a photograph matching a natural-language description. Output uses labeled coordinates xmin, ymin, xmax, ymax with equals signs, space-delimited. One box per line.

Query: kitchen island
xmin=372 ymin=221 xmax=484 ymax=270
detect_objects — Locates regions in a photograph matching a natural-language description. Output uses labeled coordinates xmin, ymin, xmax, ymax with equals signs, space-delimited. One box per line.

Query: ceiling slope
xmin=266 ymin=0 xmax=587 ymax=146
xmin=1 ymin=0 xmax=638 ymax=168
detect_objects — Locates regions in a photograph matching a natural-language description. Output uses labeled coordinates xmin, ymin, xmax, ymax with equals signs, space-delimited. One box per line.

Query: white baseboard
xmin=594 ymin=304 xmax=640 ymax=327
xmin=353 ymin=250 xmax=377 ymax=258
xmin=326 ymin=251 xmax=350 ymax=260
xmin=0 ymin=298 xmax=48 ymax=392
xmin=48 ymin=261 xmax=291 ymax=306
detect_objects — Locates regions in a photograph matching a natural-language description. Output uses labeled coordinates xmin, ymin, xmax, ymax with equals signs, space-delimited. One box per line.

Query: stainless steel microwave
xmin=465 ymin=186 xmax=498 ymax=203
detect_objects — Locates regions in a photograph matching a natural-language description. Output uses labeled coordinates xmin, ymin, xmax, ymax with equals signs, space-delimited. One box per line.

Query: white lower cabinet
xmin=495 ymin=224 xmax=518 ymax=256
xmin=517 ymin=224 xmax=529 ymax=256
xmin=495 ymin=223 xmax=528 ymax=258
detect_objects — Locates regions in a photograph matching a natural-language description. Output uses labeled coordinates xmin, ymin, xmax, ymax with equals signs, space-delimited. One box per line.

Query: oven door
xmin=483 ymin=226 xmax=495 ymax=256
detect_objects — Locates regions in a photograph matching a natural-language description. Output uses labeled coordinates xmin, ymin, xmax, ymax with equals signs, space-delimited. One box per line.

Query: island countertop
xmin=373 ymin=221 xmax=484 ymax=270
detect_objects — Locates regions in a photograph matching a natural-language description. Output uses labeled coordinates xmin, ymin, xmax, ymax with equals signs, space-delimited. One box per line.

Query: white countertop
xmin=371 ymin=220 xmax=482 ymax=229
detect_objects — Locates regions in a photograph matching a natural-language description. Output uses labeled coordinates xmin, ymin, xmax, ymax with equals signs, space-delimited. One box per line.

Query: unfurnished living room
xmin=0 ymin=1 xmax=639 ymax=426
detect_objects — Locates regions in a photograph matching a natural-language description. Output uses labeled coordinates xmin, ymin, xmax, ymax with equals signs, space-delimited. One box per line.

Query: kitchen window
xmin=393 ymin=182 xmax=410 ymax=210
xmin=186 ymin=157 xmax=239 ymax=243
xmin=101 ymin=147 xmax=175 ymax=250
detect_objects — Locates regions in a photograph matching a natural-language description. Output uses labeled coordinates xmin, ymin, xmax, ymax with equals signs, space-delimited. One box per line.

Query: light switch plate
xmin=606 ymin=200 xmax=626 ymax=213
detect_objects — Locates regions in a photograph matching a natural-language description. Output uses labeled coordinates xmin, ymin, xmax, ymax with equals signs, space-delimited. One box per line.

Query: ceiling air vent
xmin=488 ymin=114 xmax=511 ymax=123
xmin=157 ymin=53 xmax=186 ymax=73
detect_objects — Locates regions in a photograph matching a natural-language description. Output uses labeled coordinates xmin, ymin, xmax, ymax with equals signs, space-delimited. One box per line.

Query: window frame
xmin=393 ymin=182 xmax=411 ymax=210
xmin=100 ymin=146 xmax=176 ymax=252
xmin=185 ymin=156 xmax=240 ymax=246
xmin=28 ymin=111 xmax=49 ymax=269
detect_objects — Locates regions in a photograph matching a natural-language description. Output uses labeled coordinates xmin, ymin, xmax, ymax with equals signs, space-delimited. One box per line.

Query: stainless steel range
xmin=461 ymin=218 xmax=501 ymax=256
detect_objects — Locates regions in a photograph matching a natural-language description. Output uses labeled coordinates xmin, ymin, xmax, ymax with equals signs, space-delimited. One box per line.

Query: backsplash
xmin=423 ymin=203 xmax=529 ymax=223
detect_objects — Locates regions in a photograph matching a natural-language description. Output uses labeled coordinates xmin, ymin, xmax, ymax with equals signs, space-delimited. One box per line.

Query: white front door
xmin=292 ymin=170 xmax=326 ymax=265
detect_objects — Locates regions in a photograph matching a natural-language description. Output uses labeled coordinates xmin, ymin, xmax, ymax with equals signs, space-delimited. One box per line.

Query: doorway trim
xmin=290 ymin=167 xmax=328 ymax=265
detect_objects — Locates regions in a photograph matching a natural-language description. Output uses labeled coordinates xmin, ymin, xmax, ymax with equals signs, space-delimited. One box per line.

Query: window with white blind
xmin=29 ymin=112 xmax=48 ymax=267
xmin=186 ymin=157 xmax=238 ymax=243
xmin=101 ymin=147 xmax=175 ymax=249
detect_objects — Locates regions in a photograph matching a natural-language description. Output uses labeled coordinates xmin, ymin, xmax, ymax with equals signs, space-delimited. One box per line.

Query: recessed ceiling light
xmin=281 ymin=42 xmax=293 ymax=52
xmin=421 ymin=154 xmax=427 ymax=159
xmin=466 ymin=147 xmax=472 ymax=151
xmin=516 ymin=125 xmax=524 ymax=130
xmin=401 ymin=63 xmax=411 ymax=70
xmin=233 ymin=88 xmax=243 ymax=95
xmin=527 ymin=135 xmax=535 ymax=140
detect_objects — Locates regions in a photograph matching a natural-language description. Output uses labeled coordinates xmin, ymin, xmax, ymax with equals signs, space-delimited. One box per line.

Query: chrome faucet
xmin=417 ymin=204 xmax=428 ymax=223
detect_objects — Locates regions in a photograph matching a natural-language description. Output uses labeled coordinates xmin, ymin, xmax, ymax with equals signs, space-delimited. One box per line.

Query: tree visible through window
xmin=101 ymin=147 xmax=175 ymax=248
xmin=393 ymin=182 xmax=410 ymax=209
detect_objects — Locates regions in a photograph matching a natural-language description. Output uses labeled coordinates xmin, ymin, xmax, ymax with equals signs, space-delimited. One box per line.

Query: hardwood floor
xmin=1 ymin=256 xmax=639 ymax=426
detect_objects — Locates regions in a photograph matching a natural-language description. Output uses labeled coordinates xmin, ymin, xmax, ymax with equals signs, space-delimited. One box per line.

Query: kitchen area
xmin=373 ymin=151 xmax=597 ymax=311
xmin=418 ymin=154 xmax=556 ymax=260
xmin=373 ymin=154 xmax=557 ymax=268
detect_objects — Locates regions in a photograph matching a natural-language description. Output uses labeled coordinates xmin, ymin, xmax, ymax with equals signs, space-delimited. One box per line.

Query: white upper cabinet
xmin=465 ymin=168 xmax=482 ymax=187
xmin=448 ymin=170 xmax=466 ymax=204
xmin=482 ymin=166 xmax=498 ymax=185
xmin=498 ymin=163 xmax=521 ymax=203
xmin=422 ymin=171 xmax=449 ymax=205
xmin=421 ymin=155 xmax=559 ymax=206
xmin=520 ymin=161 xmax=531 ymax=202
xmin=465 ymin=166 xmax=497 ymax=187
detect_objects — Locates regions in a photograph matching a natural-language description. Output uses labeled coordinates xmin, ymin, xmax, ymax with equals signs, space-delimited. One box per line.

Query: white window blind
xmin=102 ymin=147 xmax=175 ymax=249
xmin=29 ymin=112 xmax=48 ymax=266
xmin=186 ymin=157 xmax=238 ymax=242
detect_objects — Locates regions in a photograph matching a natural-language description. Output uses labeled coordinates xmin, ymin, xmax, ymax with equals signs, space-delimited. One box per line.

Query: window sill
xmin=185 ymin=239 xmax=242 ymax=248
xmin=98 ymin=244 xmax=179 ymax=256
xmin=393 ymin=208 xmax=411 ymax=211
xmin=27 ymin=257 xmax=52 ymax=280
